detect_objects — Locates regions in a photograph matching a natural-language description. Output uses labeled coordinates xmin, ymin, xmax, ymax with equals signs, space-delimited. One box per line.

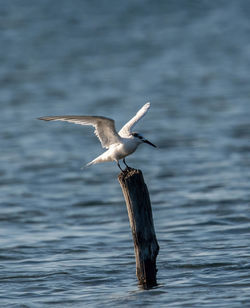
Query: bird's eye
xmin=132 ymin=133 xmax=138 ymax=137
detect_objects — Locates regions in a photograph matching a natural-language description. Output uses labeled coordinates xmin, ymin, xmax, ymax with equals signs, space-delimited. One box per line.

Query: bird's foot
xmin=125 ymin=166 xmax=132 ymax=172
xmin=122 ymin=159 xmax=133 ymax=172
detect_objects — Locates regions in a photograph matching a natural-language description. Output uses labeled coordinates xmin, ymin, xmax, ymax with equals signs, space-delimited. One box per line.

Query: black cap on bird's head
xmin=131 ymin=132 xmax=157 ymax=148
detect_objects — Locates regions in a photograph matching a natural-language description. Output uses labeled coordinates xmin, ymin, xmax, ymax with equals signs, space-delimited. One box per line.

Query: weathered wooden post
xmin=118 ymin=168 xmax=159 ymax=289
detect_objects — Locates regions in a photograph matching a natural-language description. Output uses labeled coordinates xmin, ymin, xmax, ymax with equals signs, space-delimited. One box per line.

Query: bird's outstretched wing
xmin=118 ymin=102 xmax=150 ymax=137
xmin=38 ymin=116 xmax=121 ymax=149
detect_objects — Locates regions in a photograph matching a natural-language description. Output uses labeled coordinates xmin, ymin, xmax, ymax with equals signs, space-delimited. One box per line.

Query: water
xmin=1 ymin=0 xmax=250 ymax=306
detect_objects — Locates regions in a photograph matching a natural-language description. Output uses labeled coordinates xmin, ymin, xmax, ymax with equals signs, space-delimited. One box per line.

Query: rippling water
xmin=1 ymin=0 xmax=250 ymax=307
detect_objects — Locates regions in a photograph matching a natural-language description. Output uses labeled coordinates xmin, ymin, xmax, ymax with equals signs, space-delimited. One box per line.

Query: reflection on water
xmin=1 ymin=0 xmax=250 ymax=307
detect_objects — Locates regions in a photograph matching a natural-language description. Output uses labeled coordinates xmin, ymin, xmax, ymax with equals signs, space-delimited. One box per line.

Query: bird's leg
xmin=123 ymin=158 xmax=132 ymax=171
xmin=117 ymin=161 xmax=124 ymax=173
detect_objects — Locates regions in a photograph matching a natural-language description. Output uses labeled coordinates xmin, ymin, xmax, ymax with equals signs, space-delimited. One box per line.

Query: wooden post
xmin=118 ymin=168 xmax=159 ymax=289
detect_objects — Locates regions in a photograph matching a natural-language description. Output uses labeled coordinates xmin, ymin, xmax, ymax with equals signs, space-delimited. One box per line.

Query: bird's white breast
xmin=112 ymin=138 xmax=138 ymax=160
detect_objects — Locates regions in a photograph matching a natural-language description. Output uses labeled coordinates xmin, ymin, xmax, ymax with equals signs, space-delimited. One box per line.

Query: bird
xmin=38 ymin=102 xmax=156 ymax=171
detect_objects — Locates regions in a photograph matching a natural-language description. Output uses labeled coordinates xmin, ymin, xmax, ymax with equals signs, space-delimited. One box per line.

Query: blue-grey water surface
xmin=1 ymin=0 xmax=250 ymax=307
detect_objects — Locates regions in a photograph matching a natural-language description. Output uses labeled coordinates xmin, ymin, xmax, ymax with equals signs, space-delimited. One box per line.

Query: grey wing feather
xmin=38 ymin=115 xmax=121 ymax=148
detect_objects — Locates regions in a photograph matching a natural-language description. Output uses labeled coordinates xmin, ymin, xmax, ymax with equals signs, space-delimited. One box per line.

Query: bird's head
xmin=131 ymin=132 xmax=157 ymax=148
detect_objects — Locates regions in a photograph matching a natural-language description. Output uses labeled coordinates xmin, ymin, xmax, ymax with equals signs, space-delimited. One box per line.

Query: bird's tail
xmin=85 ymin=159 xmax=96 ymax=167
xmin=81 ymin=159 xmax=96 ymax=169
xmin=82 ymin=155 xmax=107 ymax=169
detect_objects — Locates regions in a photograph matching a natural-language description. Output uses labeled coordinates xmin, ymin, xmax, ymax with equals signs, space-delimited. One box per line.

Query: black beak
xmin=143 ymin=139 xmax=157 ymax=148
